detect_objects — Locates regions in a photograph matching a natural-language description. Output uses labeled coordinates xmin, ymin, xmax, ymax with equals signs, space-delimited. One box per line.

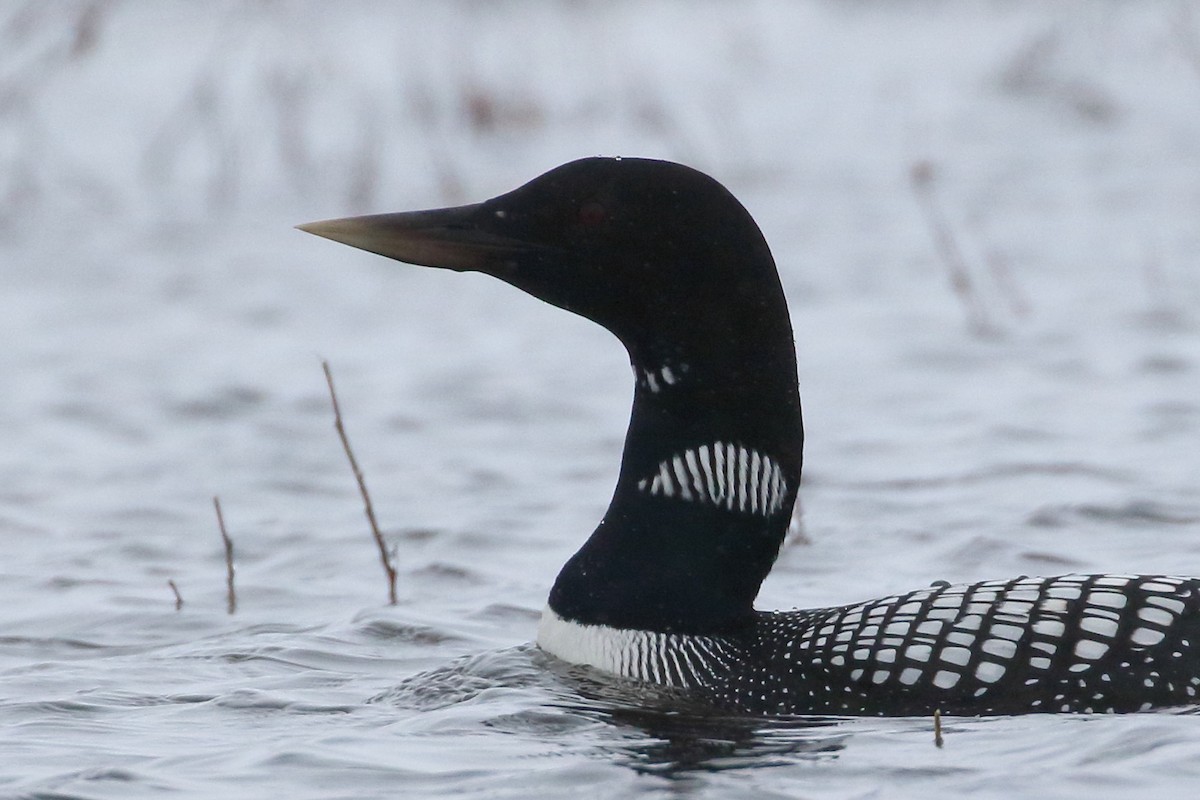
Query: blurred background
xmin=3 ymin=0 xmax=1197 ymax=595
xmin=1 ymin=2 xmax=1199 ymax=797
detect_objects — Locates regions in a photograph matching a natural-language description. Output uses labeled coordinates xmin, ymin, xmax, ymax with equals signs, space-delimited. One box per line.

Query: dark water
xmin=3 ymin=2 xmax=1200 ymax=797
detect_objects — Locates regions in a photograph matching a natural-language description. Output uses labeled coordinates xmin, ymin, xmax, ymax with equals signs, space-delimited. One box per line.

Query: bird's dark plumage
xmin=301 ymin=157 xmax=1200 ymax=716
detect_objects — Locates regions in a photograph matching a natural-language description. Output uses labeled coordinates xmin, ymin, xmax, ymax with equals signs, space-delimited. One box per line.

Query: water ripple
xmin=1028 ymin=500 xmax=1200 ymax=528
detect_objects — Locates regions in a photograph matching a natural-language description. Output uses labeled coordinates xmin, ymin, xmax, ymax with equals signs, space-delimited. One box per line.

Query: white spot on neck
xmin=638 ymin=362 xmax=689 ymax=394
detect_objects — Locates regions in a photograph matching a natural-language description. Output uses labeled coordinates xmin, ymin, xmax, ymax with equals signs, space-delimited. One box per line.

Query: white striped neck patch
xmin=635 ymin=442 xmax=789 ymax=516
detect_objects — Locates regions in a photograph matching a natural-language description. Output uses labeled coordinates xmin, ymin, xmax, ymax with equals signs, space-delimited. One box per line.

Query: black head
xmin=303 ymin=157 xmax=805 ymax=633
xmin=299 ymin=157 xmax=788 ymax=364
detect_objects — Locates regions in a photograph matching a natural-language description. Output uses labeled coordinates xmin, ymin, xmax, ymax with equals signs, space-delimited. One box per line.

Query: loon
xmin=300 ymin=157 xmax=1200 ymax=716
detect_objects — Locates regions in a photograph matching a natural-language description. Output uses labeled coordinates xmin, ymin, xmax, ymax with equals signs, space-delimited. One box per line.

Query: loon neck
xmin=548 ymin=333 xmax=804 ymax=636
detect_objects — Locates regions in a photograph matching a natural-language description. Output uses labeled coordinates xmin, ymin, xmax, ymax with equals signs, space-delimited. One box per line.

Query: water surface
xmin=2 ymin=2 xmax=1199 ymax=797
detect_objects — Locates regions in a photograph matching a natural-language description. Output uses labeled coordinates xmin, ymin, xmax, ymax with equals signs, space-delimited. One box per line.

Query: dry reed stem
xmin=933 ymin=709 xmax=944 ymax=748
xmin=981 ymin=244 xmax=1031 ymax=319
xmin=910 ymin=161 xmax=993 ymax=336
xmin=322 ymin=360 xmax=398 ymax=605
xmin=167 ymin=579 xmax=183 ymax=611
xmin=212 ymin=496 xmax=237 ymax=614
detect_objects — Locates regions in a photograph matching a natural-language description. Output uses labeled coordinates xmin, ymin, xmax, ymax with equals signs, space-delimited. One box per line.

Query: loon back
xmin=300 ymin=157 xmax=1200 ymax=716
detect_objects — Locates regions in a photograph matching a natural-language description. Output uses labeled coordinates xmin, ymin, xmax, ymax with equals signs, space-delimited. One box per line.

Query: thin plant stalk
xmin=323 ymin=360 xmax=398 ymax=605
xmin=213 ymin=496 xmax=237 ymax=614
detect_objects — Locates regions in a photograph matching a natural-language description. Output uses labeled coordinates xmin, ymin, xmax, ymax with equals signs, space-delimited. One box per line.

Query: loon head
xmin=302 ymin=157 xmax=802 ymax=635
xmin=299 ymin=157 xmax=791 ymax=374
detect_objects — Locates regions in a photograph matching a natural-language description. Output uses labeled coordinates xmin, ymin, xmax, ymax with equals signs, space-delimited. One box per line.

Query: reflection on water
xmin=589 ymin=705 xmax=847 ymax=778
xmin=380 ymin=643 xmax=850 ymax=778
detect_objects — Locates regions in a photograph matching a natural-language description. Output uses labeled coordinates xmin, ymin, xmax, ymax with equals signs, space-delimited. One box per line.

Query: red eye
xmin=579 ymin=201 xmax=607 ymax=227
